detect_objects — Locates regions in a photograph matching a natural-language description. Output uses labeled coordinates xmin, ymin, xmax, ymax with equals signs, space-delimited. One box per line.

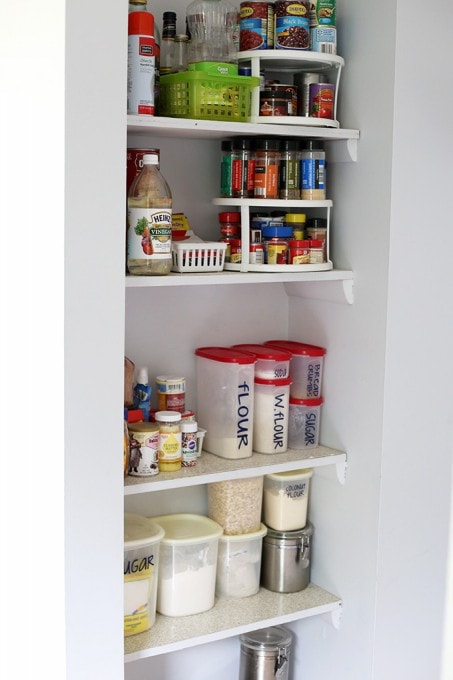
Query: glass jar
xmin=232 ymin=138 xmax=255 ymax=198
xmin=262 ymin=224 xmax=293 ymax=264
xmin=155 ymin=410 xmax=182 ymax=472
xmin=301 ymin=140 xmax=326 ymax=200
xmin=181 ymin=420 xmax=198 ymax=467
xmin=253 ymin=138 xmax=281 ymax=199
xmin=220 ymin=140 xmax=234 ymax=197
xmin=306 ymin=216 xmax=327 ymax=261
xmin=279 ymin=140 xmax=300 ymax=199
xmin=249 ymin=242 xmax=265 ymax=264
xmin=230 ymin=238 xmax=242 ymax=263
xmin=174 ymin=33 xmax=189 ymax=72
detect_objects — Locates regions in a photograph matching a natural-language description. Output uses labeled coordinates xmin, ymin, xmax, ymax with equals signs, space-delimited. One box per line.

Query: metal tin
xmin=309 ymin=82 xmax=335 ymax=119
xmin=275 ymin=0 xmax=310 ymax=50
xmin=128 ymin=422 xmax=160 ymax=476
xmin=155 ymin=376 xmax=186 ymax=413
xmin=240 ymin=1 xmax=275 ymax=50
xmin=261 ymin=523 xmax=313 ymax=592
xmin=239 ymin=626 xmax=293 ymax=680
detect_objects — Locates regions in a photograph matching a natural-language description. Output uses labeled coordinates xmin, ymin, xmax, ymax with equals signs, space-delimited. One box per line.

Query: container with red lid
xmin=253 ymin=376 xmax=292 ymax=454
xmin=195 ymin=347 xmax=256 ymax=459
xmin=264 ymin=340 xmax=326 ymax=399
xmin=218 ymin=211 xmax=241 ymax=237
xmin=288 ymin=397 xmax=323 ymax=449
xmin=232 ymin=343 xmax=291 ymax=380
xmin=288 ymin=239 xmax=310 ymax=265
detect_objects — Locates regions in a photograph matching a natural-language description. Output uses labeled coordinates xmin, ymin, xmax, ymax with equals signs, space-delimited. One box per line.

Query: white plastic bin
xmin=288 ymin=397 xmax=323 ymax=449
xmin=253 ymin=377 xmax=292 ymax=454
xmin=216 ymin=524 xmax=267 ymax=598
xmin=263 ymin=469 xmax=313 ymax=531
xmin=231 ymin=343 xmax=292 ymax=380
xmin=195 ymin=346 xmax=256 ymax=459
xmin=264 ymin=340 xmax=326 ymax=399
xmin=152 ymin=513 xmax=223 ymax=617
xmin=124 ymin=513 xmax=165 ymax=637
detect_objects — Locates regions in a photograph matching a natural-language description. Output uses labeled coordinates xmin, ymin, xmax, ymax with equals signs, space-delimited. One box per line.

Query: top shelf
xmin=237 ymin=49 xmax=344 ymax=72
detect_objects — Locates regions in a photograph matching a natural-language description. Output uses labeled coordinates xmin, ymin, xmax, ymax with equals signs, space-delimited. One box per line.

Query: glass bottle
xmin=301 ymin=140 xmax=326 ymax=200
xmin=127 ymin=153 xmax=173 ymax=275
xmin=252 ymin=138 xmax=280 ymax=200
xmin=174 ymin=33 xmax=189 ymax=71
xmin=160 ymin=11 xmax=177 ymax=76
xmin=186 ymin=0 xmax=238 ymax=65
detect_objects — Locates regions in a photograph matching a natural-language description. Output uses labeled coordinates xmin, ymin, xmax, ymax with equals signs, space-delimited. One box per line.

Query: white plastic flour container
xmin=216 ymin=524 xmax=267 ymax=598
xmin=152 ymin=513 xmax=223 ymax=617
xmin=288 ymin=397 xmax=323 ymax=449
xmin=123 ymin=513 xmax=165 ymax=637
xmin=195 ymin=347 xmax=256 ymax=459
xmin=231 ymin=343 xmax=292 ymax=380
xmin=263 ymin=469 xmax=313 ymax=531
xmin=264 ymin=340 xmax=326 ymax=399
xmin=253 ymin=377 xmax=291 ymax=455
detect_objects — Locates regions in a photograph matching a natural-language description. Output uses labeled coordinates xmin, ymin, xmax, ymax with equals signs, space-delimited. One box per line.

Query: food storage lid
xmin=231 ymin=343 xmax=292 ymax=362
xmin=142 ymin=153 xmax=159 ymax=165
xmin=124 ymin=513 xmax=165 ymax=550
xmin=195 ymin=347 xmax=256 ymax=364
xmin=254 ymin=376 xmax=292 ymax=386
xmin=219 ymin=523 xmax=267 ymax=543
xmin=218 ymin=211 xmax=241 ymax=222
xmin=262 ymin=225 xmax=294 ymax=238
xmin=240 ymin=625 xmax=293 ymax=652
xmin=264 ymin=522 xmax=313 ymax=543
xmin=265 ymin=340 xmax=326 ymax=357
xmin=289 ymin=397 xmax=324 ymax=406
xmin=155 ymin=410 xmax=182 ymax=422
xmin=285 ymin=213 xmax=307 ymax=223
xmin=151 ymin=513 xmax=223 ymax=544
xmin=181 ymin=420 xmax=198 ymax=433
xmin=265 ymin=468 xmax=313 ymax=483
xmin=127 ymin=421 xmax=160 ymax=433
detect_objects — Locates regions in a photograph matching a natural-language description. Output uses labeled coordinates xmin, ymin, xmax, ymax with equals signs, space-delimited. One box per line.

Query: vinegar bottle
xmin=127 ymin=153 xmax=173 ymax=275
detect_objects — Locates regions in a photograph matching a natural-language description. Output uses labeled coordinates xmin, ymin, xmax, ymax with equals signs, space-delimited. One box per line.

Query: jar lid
xmin=249 ymin=243 xmax=264 ymax=250
xmin=252 ymin=138 xmax=281 ymax=151
xmin=303 ymin=140 xmax=324 ymax=151
xmin=232 ymin=137 xmax=253 ymax=150
xmin=221 ymin=140 xmax=234 ymax=151
xmin=264 ymin=340 xmax=326 ymax=357
xmin=280 ymin=139 xmax=298 ymax=151
xmin=289 ymin=396 xmax=324 ymax=406
xmin=308 ymin=217 xmax=327 ymax=228
xmin=155 ymin=410 xmax=182 ymax=422
xmin=285 ymin=213 xmax=306 ymax=223
xmin=151 ymin=513 xmax=223 ymax=544
xmin=310 ymin=239 xmax=324 ymax=247
xmin=142 ymin=153 xmax=159 ymax=165
xmin=265 ymin=522 xmax=314 ymax=542
xmin=262 ymin=225 xmax=294 ymax=238
xmin=230 ymin=238 xmax=242 ymax=246
xmin=181 ymin=420 xmax=198 ymax=433
xmin=231 ymin=343 xmax=292 ymax=361
xmin=265 ymin=468 xmax=313 ymax=482
xmin=254 ymin=376 xmax=292 ymax=386
xmin=218 ymin=211 xmax=241 ymax=222
xmin=128 ymin=421 xmax=160 ymax=433
xmin=124 ymin=513 xmax=165 ymax=550
xmin=195 ymin=346 xmax=256 ymax=365
xmin=288 ymin=240 xmax=310 ymax=247
xmin=260 ymin=89 xmax=292 ymax=100
xmin=240 ymin=625 xmax=293 ymax=652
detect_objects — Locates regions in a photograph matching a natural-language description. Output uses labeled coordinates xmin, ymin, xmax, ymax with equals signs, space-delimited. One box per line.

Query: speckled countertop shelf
xmin=124 ymin=445 xmax=347 ymax=494
xmin=124 ymin=583 xmax=341 ymax=661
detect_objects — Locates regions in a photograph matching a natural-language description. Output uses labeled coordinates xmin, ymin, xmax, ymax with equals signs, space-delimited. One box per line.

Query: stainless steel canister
xmin=260 ymin=523 xmax=313 ymax=593
xmin=239 ymin=626 xmax=293 ymax=680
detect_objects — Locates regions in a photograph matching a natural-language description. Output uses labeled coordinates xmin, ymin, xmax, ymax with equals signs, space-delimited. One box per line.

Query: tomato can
xmin=309 ymin=83 xmax=335 ymax=119
xmin=127 ymin=148 xmax=160 ymax=192
xmin=240 ymin=2 xmax=275 ymax=50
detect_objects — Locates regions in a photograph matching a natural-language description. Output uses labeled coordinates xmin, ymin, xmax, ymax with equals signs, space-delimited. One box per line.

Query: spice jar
xmin=301 ymin=140 xmax=326 ymax=200
xmin=262 ymin=224 xmax=293 ymax=264
xmin=220 ymin=140 xmax=234 ymax=197
xmin=279 ymin=140 xmax=300 ymax=199
xmin=230 ymin=238 xmax=242 ymax=263
xmin=155 ymin=410 xmax=182 ymax=472
xmin=249 ymin=242 xmax=265 ymax=264
xmin=285 ymin=212 xmax=306 ymax=239
xmin=181 ymin=420 xmax=198 ymax=467
xmin=306 ymin=217 xmax=327 ymax=261
xmin=259 ymin=90 xmax=292 ymax=116
xmin=155 ymin=375 xmax=186 ymax=413
xmin=288 ymin=239 xmax=310 ymax=264
xmin=253 ymin=138 xmax=281 ymax=199
xmin=218 ymin=211 xmax=241 ymax=237
xmin=309 ymin=239 xmax=324 ymax=263
xmin=232 ymin=138 xmax=255 ymax=198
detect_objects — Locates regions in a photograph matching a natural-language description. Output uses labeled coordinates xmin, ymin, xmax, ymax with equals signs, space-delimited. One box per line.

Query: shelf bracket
xmin=284 ymin=278 xmax=354 ymax=305
xmin=342 ymin=279 xmax=354 ymax=305
xmin=325 ymin=138 xmax=358 ymax=163
xmin=336 ymin=459 xmax=348 ymax=485
xmin=330 ymin=604 xmax=343 ymax=630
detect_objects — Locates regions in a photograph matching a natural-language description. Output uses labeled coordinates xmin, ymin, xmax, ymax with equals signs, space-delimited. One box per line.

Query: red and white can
xmin=127 ymin=11 xmax=156 ymax=116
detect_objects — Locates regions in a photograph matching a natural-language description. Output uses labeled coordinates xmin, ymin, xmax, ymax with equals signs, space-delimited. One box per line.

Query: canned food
xmin=260 ymin=90 xmax=292 ymax=116
xmin=275 ymin=0 xmax=310 ymax=50
xmin=155 ymin=376 xmax=186 ymax=413
xmin=128 ymin=422 xmax=160 ymax=477
xmin=309 ymin=83 xmax=335 ymax=119
xmin=268 ymin=83 xmax=298 ymax=115
xmin=240 ymin=1 xmax=275 ymax=50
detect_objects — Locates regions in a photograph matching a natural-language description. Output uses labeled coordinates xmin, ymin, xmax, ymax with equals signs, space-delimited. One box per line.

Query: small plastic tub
xmin=264 ymin=340 xmax=326 ymax=399
xmin=124 ymin=513 xmax=165 ymax=637
xmin=231 ymin=343 xmax=292 ymax=380
xmin=288 ymin=397 xmax=323 ymax=449
xmin=208 ymin=476 xmax=264 ymax=535
xmin=216 ymin=523 xmax=267 ymax=598
xmin=152 ymin=513 xmax=223 ymax=617
xmin=263 ymin=469 xmax=313 ymax=531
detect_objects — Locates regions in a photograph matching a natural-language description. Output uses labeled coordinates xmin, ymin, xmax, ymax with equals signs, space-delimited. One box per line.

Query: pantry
xmin=60 ymin=2 xmax=453 ymax=680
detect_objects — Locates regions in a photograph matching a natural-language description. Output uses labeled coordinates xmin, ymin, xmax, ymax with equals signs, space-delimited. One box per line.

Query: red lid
xmin=128 ymin=11 xmax=154 ymax=36
xmin=255 ymin=376 xmax=292 ymax=386
xmin=127 ymin=408 xmax=145 ymax=423
xmin=310 ymin=239 xmax=323 ymax=247
xmin=218 ymin=211 xmax=241 ymax=223
xmin=195 ymin=347 xmax=256 ymax=364
xmin=230 ymin=239 xmax=242 ymax=246
xmin=232 ymin=343 xmax=292 ymax=361
xmin=289 ymin=396 xmax=324 ymax=406
xmin=288 ymin=240 xmax=310 ymax=247
xmin=264 ymin=340 xmax=326 ymax=357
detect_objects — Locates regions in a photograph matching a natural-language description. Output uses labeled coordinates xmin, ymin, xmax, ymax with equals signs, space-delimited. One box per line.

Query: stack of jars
xmin=220 ymin=137 xmax=326 ymax=201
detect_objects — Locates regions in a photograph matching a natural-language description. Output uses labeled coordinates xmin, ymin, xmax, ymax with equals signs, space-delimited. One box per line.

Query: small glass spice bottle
xmin=278 ymin=139 xmax=300 ymax=199
xmin=301 ymin=140 xmax=326 ymax=200
xmin=174 ymin=33 xmax=189 ymax=72
xmin=253 ymin=138 xmax=281 ymax=199
xmin=230 ymin=238 xmax=242 ymax=264
xmin=155 ymin=410 xmax=182 ymax=472
xmin=288 ymin=239 xmax=310 ymax=264
xmin=285 ymin=212 xmax=306 ymax=239
xmin=181 ymin=420 xmax=198 ymax=467
xmin=232 ymin=138 xmax=255 ymax=198
xmin=306 ymin=216 xmax=328 ymax=261
xmin=220 ymin=140 xmax=234 ymax=197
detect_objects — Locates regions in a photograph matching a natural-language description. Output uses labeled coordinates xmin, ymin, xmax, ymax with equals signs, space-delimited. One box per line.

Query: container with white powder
xmin=264 ymin=340 xmax=326 ymax=399
xmin=195 ymin=346 xmax=256 ymax=459
xmin=124 ymin=513 xmax=165 ymax=637
xmin=216 ymin=524 xmax=267 ymax=598
xmin=263 ymin=469 xmax=313 ymax=531
xmin=231 ymin=343 xmax=292 ymax=380
xmin=151 ymin=513 xmax=223 ymax=617
xmin=253 ymin=377 xmax=292 ymax=454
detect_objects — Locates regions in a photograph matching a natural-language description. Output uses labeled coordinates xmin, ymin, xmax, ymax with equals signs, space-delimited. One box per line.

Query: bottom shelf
xmin=124 ymin=583 xmax=341 ymax=662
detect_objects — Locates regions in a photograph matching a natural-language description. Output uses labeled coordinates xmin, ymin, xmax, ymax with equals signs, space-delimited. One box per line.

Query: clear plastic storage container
xmin=208 ymin=476 xmax=264 ymax=535
xmin=263 ymin=469 xmax=313 ymax=531
xmin=288 ymin=397 xmax=323 ymax=449
xmin=231 ymin=343 xmax=291 ymax=380
xmin=264 ymin=340 xmax=326 ymax=399
xmin=152 ymin=513 xmax=223 ymax=617
xmin=216 ymin=523 xmax=267 ymax=598
xmin=253 ymin=377 xmax=292 ymax=454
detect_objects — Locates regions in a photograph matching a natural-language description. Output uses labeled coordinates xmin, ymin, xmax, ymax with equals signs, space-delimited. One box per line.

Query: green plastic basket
xmin=159 ymin=71 xmax=260 ymax=122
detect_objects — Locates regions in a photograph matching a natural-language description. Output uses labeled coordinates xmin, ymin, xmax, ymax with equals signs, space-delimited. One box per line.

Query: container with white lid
xmin=216 ymin=523 xmax=267 ymax=598
xmin=151 ymin=513 xmax=223 ymax=617
xmin=231 ymin=343 xmax=292 ymax=380
xmin=288 ymin=397 xmax=323 ymax=449
xmin=264 ymin=340 xmax=326 ymax=399
xmin=124 ymin=513 xmax=165 ymax=637
xmin=253 ymin=376 xmax=292 ymax=454
xmin=195 ymin=346 xmax=256 ymax=459
xmin=263 ymin=469 xmax=313 ymax=531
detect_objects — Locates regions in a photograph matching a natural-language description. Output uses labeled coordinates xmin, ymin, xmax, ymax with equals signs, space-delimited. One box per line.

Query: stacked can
xmin=309 ymin=0 xmax=336 ymax=54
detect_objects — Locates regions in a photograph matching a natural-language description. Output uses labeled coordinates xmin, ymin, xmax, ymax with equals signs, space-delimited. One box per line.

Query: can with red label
xmin=240 ymin=2 xmax=275 ymax=50
xmin=127 ymin=148 xmax=160 ymax=192
xmin=309 ymin=82 xmax=335 ymax=119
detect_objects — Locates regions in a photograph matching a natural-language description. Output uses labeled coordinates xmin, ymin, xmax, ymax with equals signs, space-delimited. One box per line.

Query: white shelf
xmin=238 ymin=49 xmax=345 ymax=72
xmin=124 ymin=445 xmax=347 ymax=495
xmin=213 ymin=198 xmax=332 ymax=208
xmin=124 ymin=583 xmax=341 ymax=661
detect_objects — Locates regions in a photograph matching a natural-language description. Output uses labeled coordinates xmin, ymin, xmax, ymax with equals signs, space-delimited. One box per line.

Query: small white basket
xmin=171 ymin=242 xmax=227 ymax=273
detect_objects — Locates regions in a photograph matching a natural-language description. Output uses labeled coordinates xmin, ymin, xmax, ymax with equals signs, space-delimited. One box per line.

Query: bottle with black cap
xmin=160 ymin=11 xmax=177 ymax=75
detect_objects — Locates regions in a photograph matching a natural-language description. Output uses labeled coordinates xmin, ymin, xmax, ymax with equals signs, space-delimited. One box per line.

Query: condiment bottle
xmin=174 ymin=33 xmax=189 ymax=71
xmin=181 ymin=420 xmax=198 ymax=467
xmin=127 ymin=153 xmax=172 ymax=275
xmin=160 ymin=11 xmax=177 ymax=75
xmin=155 ymin=410 xmax=182 ymax=471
